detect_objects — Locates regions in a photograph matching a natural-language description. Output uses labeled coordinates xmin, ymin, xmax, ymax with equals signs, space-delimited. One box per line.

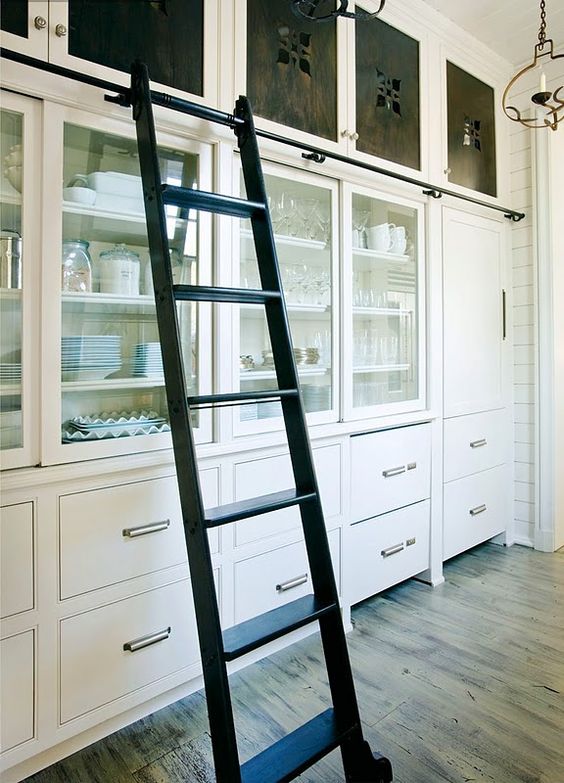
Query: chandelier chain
xmin=538 ymin=0 xmax=547 ymax=47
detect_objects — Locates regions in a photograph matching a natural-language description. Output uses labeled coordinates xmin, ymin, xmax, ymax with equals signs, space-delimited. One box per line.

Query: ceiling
xmin=421 ymin=0 xmax=564 ymax=65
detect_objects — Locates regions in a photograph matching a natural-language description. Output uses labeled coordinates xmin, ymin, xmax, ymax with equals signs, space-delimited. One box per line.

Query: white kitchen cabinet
xmin=0 ymin=630 xmax=35 ymax=753
xmin=0 ymin=2 xmax=49 ymax=59
xmin=443 ymin=408 xmax=509 ymax=484
xmin=0 ymin=502 xmax=34 ymax=618
xmin=443 ymin=207 xmax=508 ymax=418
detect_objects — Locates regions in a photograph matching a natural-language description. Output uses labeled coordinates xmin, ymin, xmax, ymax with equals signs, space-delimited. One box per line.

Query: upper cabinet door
xmin=0 ymin=0 xmax=49 ymax=58
xmin=443 ymin=207 xmax=508 ymax=418
xmin=0 ymin=92 xmax=41 ymax=469
xmin=240 ymin=0 xmax=348 ymax=149
xmin=48 ymin=0 xmax=219 ymax=105
xmin=354 ymin=10 xmax=421 ymax=171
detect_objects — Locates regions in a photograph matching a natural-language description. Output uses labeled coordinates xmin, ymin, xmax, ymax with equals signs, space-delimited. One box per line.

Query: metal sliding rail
xmin=1 ymin=47 xmax=525 ymax=222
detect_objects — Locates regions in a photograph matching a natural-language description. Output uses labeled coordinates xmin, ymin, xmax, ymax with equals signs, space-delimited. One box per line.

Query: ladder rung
xmin=187 ymin=389 xmax=298 ymax=408
xmin=173 ymin=285 xmax=280 ymax=304
xmin=162 ymin=184 xmax=265 ymax=218
xmin=223 ymin=595 xmax=337 ymax=662
xmin=240 ymin=707 xmax=354 ymax=783
xmin=205 ymin=488 xmax=316 ymax=528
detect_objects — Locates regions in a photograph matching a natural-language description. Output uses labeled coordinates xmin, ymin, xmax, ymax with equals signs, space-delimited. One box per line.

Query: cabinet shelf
xmin=0 ymin=384 xmax=21 ymax=396
xmin=0 ymin=189 xmax=22 ymax=206
xmin=241 ymin=229 xmax=329 ymax=265
xmin=0 ymin=288 xmax=22 ymax=301
xmin=352 ymin=247 xmax=410 ymax=263
xmin=62 ymin=202 xmax=187 ymax=245
xmin=241 ymin=366 xmax=329 ymax=381
xmin=353 ymin=306 xmax=413 ymax=317
xmin=353 ymin=364 xmax=410 ymax=374
xmin=61 ymin=377 xmax=165 ymax=393
xmin=61 ymin=291 xmax=155 ymax=313
xmin=241 ymin=302 xmax=330 ymax=320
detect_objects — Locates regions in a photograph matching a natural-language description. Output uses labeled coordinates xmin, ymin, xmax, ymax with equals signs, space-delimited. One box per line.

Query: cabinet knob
xmin=341 ymin=129 xmax=350 ymax=138
xmin=34 ymin=15 xmax=47 ymax=30
xmin=350 ymin=132 xmax=359 ymax=141
xmin=444 ymin=167 xmax=452 ymax=175
xmin=55 ymin=23 xmax=68 ymax=37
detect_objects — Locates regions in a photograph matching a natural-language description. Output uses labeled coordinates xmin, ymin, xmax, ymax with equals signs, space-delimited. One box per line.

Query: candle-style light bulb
xmin=540 ymin=70 xmax=547 ymax=93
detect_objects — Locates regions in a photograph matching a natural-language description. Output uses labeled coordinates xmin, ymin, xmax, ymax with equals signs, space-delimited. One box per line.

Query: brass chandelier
xmin=291 ymin=0 xmax=385 ymax=22
xmin=502 ymin=0 xmax=563 ymax=131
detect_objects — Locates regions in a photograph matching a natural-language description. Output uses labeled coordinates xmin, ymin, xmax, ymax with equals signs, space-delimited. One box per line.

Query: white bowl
xmin=63 ymin=187 xmax=97 ymax=205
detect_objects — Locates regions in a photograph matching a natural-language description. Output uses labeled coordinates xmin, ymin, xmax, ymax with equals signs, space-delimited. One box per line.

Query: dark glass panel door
xmin=68 ymin=0 xmax=204 ymax=96
xmin=1 ymin=0 xmax=29 ymax=38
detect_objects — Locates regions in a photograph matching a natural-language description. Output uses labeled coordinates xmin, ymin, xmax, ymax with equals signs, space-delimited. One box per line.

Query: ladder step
xmin=205 ymin=488 xmax=317 ymax=528
xmin=187 ymin=389 xmax=298 ymax=408
xmin=173 ymin=285 xmax=280 ymax=304
xmin=240 ymin=708 xmax=354 ymax=783
xmin=223 ymin=594 xmax=337 ymax=662
xmin=162 ymin=184 xmax=265 ymax=218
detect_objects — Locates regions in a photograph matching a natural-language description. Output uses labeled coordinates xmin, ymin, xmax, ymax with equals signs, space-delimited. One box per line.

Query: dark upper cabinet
xmin=246 ymin=0 xmax=338 ymax=141
xmin=446 ymin=62 xmax=497 ymax=198
xmin=67 ymin=0 xmax=204 ymax=96
xmin=355 ymin=14 xmax=421 ymax=171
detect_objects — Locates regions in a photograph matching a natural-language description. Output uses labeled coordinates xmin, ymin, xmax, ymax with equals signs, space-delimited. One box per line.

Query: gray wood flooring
xmin=24 ymin=543 xmax=564 ymax=783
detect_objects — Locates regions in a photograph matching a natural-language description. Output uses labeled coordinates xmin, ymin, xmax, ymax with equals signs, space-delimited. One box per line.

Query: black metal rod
xmin=1 ymin=46 xmax=525 ymax=221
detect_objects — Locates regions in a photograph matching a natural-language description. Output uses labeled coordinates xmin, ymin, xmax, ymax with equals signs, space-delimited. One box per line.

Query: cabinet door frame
xmin=231 ymin=157 xmax=341 ymax=438
xmin=233 ymin=0 xmax=350 ymax=155
xmin=40 ymin=101 xmax=214 ymax=465
xmin=442 ymin=204 xmax=511 ymax=418
xmin=346 ymin=0 xmax=431 ymax=180
xmin=1 ymin=90 xmax=41 ymax=470
xmin=47 ymin=0 xmax=221 ymax=109
xmin=0 ymin=1 xmax=49 ymax=60
xmin=341 ymin=181 xmax=427 ymax=421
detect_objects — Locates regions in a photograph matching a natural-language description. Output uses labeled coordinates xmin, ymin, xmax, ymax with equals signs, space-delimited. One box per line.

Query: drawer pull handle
xmin=381 ymin=543 xmax=404 ymax=558
xmin=469 ymin=504 xmax=487 ymax=516
xmin=470 ymin=438 xmax=487 ymax=449
xmin=123 ymin=519 xmax=171 ymax=538
xmin=123 ymin=627 xmax=171 ymax=653
xmin=276 ymin=574 xmax=308 ymax=592
xmin=382 ymin=465 xmax=406 ymax=478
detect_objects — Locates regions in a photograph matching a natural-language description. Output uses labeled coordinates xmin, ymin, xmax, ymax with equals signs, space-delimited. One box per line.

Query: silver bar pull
xmin=382 ymin=465 xmax=406 ymax=478
xmin=123 ymin=627 xmax=171 ymax=652
xmin=469 ymin=504 xmax=487 ymax=516
xmin=470 ymin=438 xmax=487 ymax=449
xmin=381 ymin=543 xmax=404 ymax=558
xmin=276 ymin=574 xmax=308 ymax=592
xmin=123 ymin=519 xmax=171 ymax=538
xmin=502 ymin=289 xmax=507 ymax=341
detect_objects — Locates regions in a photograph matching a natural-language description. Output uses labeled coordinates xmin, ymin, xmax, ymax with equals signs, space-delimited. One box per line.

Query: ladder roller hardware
xmin=131 ymin=60 xmax=393 ymax=783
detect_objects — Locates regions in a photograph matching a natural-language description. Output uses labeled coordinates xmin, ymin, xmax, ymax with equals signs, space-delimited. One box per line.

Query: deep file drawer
xmin=59 ymin=470 xmax=219 ymax=598
xmin=444 ymin=409 xmax=508 ymax=483
xmin=233 ymin=529 xmax=340 ymax=625
xmin=348 ymin=500 xmax=430 ymax=606
xmin=350 ymin=424 xmax=431 ymax=522
xmin=60 ymin=579 xmax=199 ymax=723
xmin=443 ymin=465 xmax=508 ymax=560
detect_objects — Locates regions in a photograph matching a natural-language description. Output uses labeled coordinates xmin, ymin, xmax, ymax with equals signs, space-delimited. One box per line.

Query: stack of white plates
xmin=61 ymin=336 xmax=121 ymax=375
xmin=0 ymin=363 xmax=22 ymax=384
xmin=302 ymin=384 xmax=331 ymax=412
xmin=132 ymin=343 xmax=163 ymax=379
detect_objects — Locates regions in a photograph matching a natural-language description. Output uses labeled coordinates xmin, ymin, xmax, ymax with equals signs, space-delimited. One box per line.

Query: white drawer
xmin=348 ymin=500 xmax=430 ymax=606
xmin=1 ymin=630 xmax=35 ymax=753
xmin=444 ymin=465 xmax=508 ymax=561
xmin=233 ymin=444 xmax=341 ymax=548
xmin=1 ymin=502 xmax=34 ymax=619
xmin=59 ymin=470 xmax=219 ymax=599
xmin=444 ymin=409 xmax=508 ymax=483
xmin=60 ymin=579 xmax=199 ymax=723
xmin=233 ymin=529 xmax=340 ymax=625
xmin=350 ymin=424 xmax=431 ymax=522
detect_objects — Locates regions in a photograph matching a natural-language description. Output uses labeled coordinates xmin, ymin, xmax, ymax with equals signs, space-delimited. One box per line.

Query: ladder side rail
xmin=234 ymin=97 xmax=365 ymax=740
xmin=131 ymin=62 xmax=242 ymax=783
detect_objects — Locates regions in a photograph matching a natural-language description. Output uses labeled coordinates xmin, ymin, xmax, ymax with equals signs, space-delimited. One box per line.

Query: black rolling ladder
xmin=130 ymin=61 xmax=393 ymax=783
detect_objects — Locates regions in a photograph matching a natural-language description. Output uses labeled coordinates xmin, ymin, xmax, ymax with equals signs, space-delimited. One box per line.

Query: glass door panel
xmin=59 ymin=122 xmax=210 ymax=450
xmin=350 ymin=191 xmax=422 ymax=413
xmin=0 ymin=1 xmax=49 ymax=58
xmin=0 ymin=109 xmax=23 ymax=453
xmin=238 ymin=168 xmax=337 ymax=431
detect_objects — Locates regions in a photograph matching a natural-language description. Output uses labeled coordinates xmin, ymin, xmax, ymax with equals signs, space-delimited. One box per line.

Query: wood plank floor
xmin=24 ymin=543 xmax=564 ymax=783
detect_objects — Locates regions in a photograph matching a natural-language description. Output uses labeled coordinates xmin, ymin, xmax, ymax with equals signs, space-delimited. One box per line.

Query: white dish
xmin=63 ymin=187 xmax=96 ymax=205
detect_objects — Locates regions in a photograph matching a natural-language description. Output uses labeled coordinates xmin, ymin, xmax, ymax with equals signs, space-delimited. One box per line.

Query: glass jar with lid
xmin=98 ymin=243 xmax=140 ymax=296
xmin=61 ymin=239 xmax=92 ymax=293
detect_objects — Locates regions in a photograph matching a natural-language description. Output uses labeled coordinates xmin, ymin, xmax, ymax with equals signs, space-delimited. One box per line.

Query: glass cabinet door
xmin=0 ymin=1 xmax=49 ymax=59
xmin=43 ymin=109 xmax=212 ymax=462
xmin=345 ymin=187 xmax=425 ymax=417
xmin=0 ymin=93 xmax=40 ymax=468
xmin=236 ymin=165 xmax=338 ymax=434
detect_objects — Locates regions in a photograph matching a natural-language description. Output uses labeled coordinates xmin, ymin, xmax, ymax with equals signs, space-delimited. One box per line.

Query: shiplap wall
xmin=509 ymin=66 xmax=563 ymax=547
